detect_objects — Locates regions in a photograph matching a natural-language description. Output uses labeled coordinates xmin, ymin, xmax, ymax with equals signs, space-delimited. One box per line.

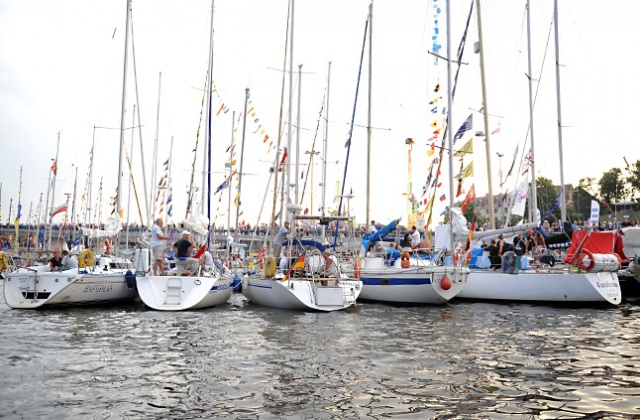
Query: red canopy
xmin=564 ymin=230 xmax=626 ymax=263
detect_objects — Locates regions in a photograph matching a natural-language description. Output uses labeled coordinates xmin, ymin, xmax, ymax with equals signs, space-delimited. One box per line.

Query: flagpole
xmin=446 ymin=0 xmax=455 ymax=250
xmin=71 ymin=165 xmax=78 ymax=248
xmin=48 ymin=132 xmax=61 ymax=250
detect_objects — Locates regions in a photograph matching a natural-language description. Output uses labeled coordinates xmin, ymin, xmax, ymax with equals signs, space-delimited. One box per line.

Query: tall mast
xmin=553 ymin=0 xmax=566 ymax=224
xmin=285 ymin=0 xmax=295 ymax=220
xmin=126 ymin=104 xmax=135 ymax=245
xmin=526 ymin=0 xmax=538 ymax=221
xmin=295 ymin=65 xmax=302 ymax=205
xmin=47 ymin=132 xmax=61 ymax=250
xmin=446 ymin=0 xmax=455 ymax=249
xmin=116 ymin=0 xmax=132 ymax=226
xmin=236 ymin=89 xmax=249 ymax=242
xmin=227 ymin=111 xmax=235 ymax=241
xmin=71 ymin=165 xmax=78 ymax=242
xmin=476 ymin=0 xmax=495 ymax=229
xmin=366 ymin=1 xmax=373 ymax=226
xmin=322 ymin=62 xmax=331 ymax=218
xmin=205 ymin=0 xmax=216 ymax=244
xmin=151 ymin=72 xmax=162 ymax=223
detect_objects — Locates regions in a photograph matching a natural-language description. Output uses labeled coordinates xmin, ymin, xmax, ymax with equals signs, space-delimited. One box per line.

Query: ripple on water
xmin=1 ymin=286 xmax=640 ymax=418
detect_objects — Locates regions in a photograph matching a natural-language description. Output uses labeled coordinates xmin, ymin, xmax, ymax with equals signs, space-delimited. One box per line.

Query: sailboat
xmin=455 ymin=0 xmax=621 ymax=305
xmin=3 ymin=1 xmax=142 ymax=309
xmin=241 ymin=205 xmax=362 ymax=311
xmin=334 ymin=2 xmax=468 ymax=305
xmin=134 ymin=0 xmax=234 ymax=311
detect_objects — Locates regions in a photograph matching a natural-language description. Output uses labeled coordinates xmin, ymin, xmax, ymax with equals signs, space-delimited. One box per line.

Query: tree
xmin=535 ymin=177 xmax=561 ymax=222
xmin=598 ymin=168 xmax=627 ymax=204
xmin=569 ymin=186 xmax=595 ymax=222
xmin=626 ymin=159 xmax=640 ymax=200
xmin=578 ymin=177 xmax=598 ymax=198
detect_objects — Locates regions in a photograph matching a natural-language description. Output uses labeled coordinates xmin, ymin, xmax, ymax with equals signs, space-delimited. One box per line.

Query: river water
xmin=1 ymin=284 xmax=639 ymax=419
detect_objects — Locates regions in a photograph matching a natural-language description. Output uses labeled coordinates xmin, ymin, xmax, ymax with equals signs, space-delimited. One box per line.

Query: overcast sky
xmin=1 ymin=0 xmax=638 ymax=230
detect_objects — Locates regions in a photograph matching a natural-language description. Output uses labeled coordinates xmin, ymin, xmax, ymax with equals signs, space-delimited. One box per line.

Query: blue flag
xmin=453 ymin=114 xmax=473 ymax=143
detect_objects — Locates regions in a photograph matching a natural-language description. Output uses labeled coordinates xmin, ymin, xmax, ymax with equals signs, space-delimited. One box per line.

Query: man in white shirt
xmin=272 ymin=221 xmax=290 ymax=259
xmin=61 ymin=250 xmax=78 ymax=270
xmin=150 ymin=218 xmax=169 ymax=275
xmin=322 ymin=250 xmax=339 ymax=276
xmin=368 ymin=220 xmax=377 ymax=235
xmin=410 ymin=226 xmax=421 ymax=250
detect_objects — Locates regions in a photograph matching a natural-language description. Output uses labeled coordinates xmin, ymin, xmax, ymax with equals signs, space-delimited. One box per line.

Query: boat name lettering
xmin=596 ymin=281 xmax=619 ymax=289
xmin=83 ymin=284 xmax=114 ymax=293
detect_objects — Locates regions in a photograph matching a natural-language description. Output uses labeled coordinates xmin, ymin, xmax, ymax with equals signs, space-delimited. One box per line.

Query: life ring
xmin=578 ymin=249 xmax=595 ymax=272
xmin=354 ymin=259 xmax=361 ymax=279
xmin=78 ymin=249 xmax=95 ymax=268
xmin=0 ymin=252 xmax=8 ymax=271
xmin=400 ymin=252 xmax=410 ymax=269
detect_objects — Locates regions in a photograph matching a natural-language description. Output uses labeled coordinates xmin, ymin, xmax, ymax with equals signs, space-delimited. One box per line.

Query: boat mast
xmin=47 ymin=132 xmax=61 ymax=250
xmin=322 ymin=61 xmax=331 ymax=218
xmin=285 ymin=0 xmax=295 ymax=221
xmin=475 ymin=0 xmax=495 ymax=229
xmin=295 ymin=64 xmax=302 ymax=205
xmin=116 ymin=0 xmax=132 ymax=236
xmin=446 ymin=0 xmax=455 ymax=250
xmin=236 ymin=88 xmax=249 ymax=243
xmin=526 ymin=0 xmax=538 ymax=222
xmin=553 ymin=0 xmax=566 ymax=225
xmin=151 ymin=72 xmax=161 ymax=223
xmin=366 ymin=1 xmax=372 ymax=227
xmin=126 ymin=105 xmax=135 ymax=245
xmin=227 ymin=111 xmax=235 ymax=244
xmin=205 ymin=0 xmax=216 ymax=245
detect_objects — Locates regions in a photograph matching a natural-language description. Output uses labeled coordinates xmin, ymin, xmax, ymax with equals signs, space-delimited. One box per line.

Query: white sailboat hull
xmin=136 ymin=275 xmax=233 ymax=311
xmin=458 ymin=269 xmax=621 ymax=304
xmin=343 ymin=256 xmax=468 ymax=305
xmin=3 ymin=265 xmax=137 ymax=309
xmin=242 ymin=275 xmax=362 ymax=312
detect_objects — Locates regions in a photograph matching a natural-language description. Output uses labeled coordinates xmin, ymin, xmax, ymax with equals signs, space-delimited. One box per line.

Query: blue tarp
xmin=362 ymin=218 xmax=399 ymax=252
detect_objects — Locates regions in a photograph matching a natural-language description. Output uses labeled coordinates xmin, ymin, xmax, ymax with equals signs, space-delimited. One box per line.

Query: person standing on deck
xmin=151 ymin=218 xmax=169 ymax=276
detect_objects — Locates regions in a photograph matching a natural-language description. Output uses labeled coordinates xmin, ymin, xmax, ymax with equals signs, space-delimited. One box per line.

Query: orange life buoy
xmin=578 ymin=249 xmax=595 ymax=272
xmin=400 ymin=252 xmax=410 ymax=268
xmin=354 ymin=259 xmax=361 ymax=279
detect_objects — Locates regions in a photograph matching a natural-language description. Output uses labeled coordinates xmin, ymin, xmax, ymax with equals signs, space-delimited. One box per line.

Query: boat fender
xmin=440 ymin=275 xmax=452 ymax=290
xmin=78 ymin=249 xmax=95 ymax=269
xmin=613 ymin=253 xmax=622 ymax=269
xmin=400 ymin=252 xmax=410 ymax=268
xmin=125 ymin=270 xmax=136 ymax=289
xmin=501 ymin=251 xmax=517 ymax=274
xmin=578 ymin=249 xmax=595 ymax=272
xmin=0 ymin=252 xmax=8 ymax=271
xmin=264 ymin=256 xmax=277 ymax=278
xmin=354 ymin=259 xmax=361 ymax=279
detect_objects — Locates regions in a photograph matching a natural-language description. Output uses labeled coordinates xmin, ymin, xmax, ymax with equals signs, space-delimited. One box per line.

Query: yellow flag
xmin=453 ymin=139 xmax=473 ymax=157
xmin=455 ymin=161 xmax=474 ymax=179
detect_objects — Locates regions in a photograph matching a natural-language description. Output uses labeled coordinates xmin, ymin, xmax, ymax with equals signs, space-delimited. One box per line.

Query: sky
xmin=1 ymin=0 xmax=638 ymax=231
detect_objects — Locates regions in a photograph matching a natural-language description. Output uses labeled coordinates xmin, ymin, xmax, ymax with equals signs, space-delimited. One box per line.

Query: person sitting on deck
xmin=62 ymin=249 xmax=78 ymax=270
xmin=173 ymin=231 xmax=196 ymax=275
xmin=321 ymin=250 xmax=339 ymax=277
xmin=49 ymin=250 xmax=63 ymax=272
xmin=416 ymin=235 xmax=432 ymax=255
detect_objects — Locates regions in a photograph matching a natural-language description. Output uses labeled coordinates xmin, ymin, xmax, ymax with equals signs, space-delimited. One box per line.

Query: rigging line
xmin=334 ymin=8 xmax=369 ymax=250
xmin=270 ymin=0 xmax=291 ymax=231
xmin=127 ymin=11 xmax=150 ymax=227
xmin=299 ymin=91 xmax=326 ymax=207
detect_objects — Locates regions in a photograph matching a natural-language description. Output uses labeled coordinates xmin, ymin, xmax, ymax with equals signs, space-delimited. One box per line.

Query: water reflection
xmin=1 ymin=285 xmax=639 ymax=419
